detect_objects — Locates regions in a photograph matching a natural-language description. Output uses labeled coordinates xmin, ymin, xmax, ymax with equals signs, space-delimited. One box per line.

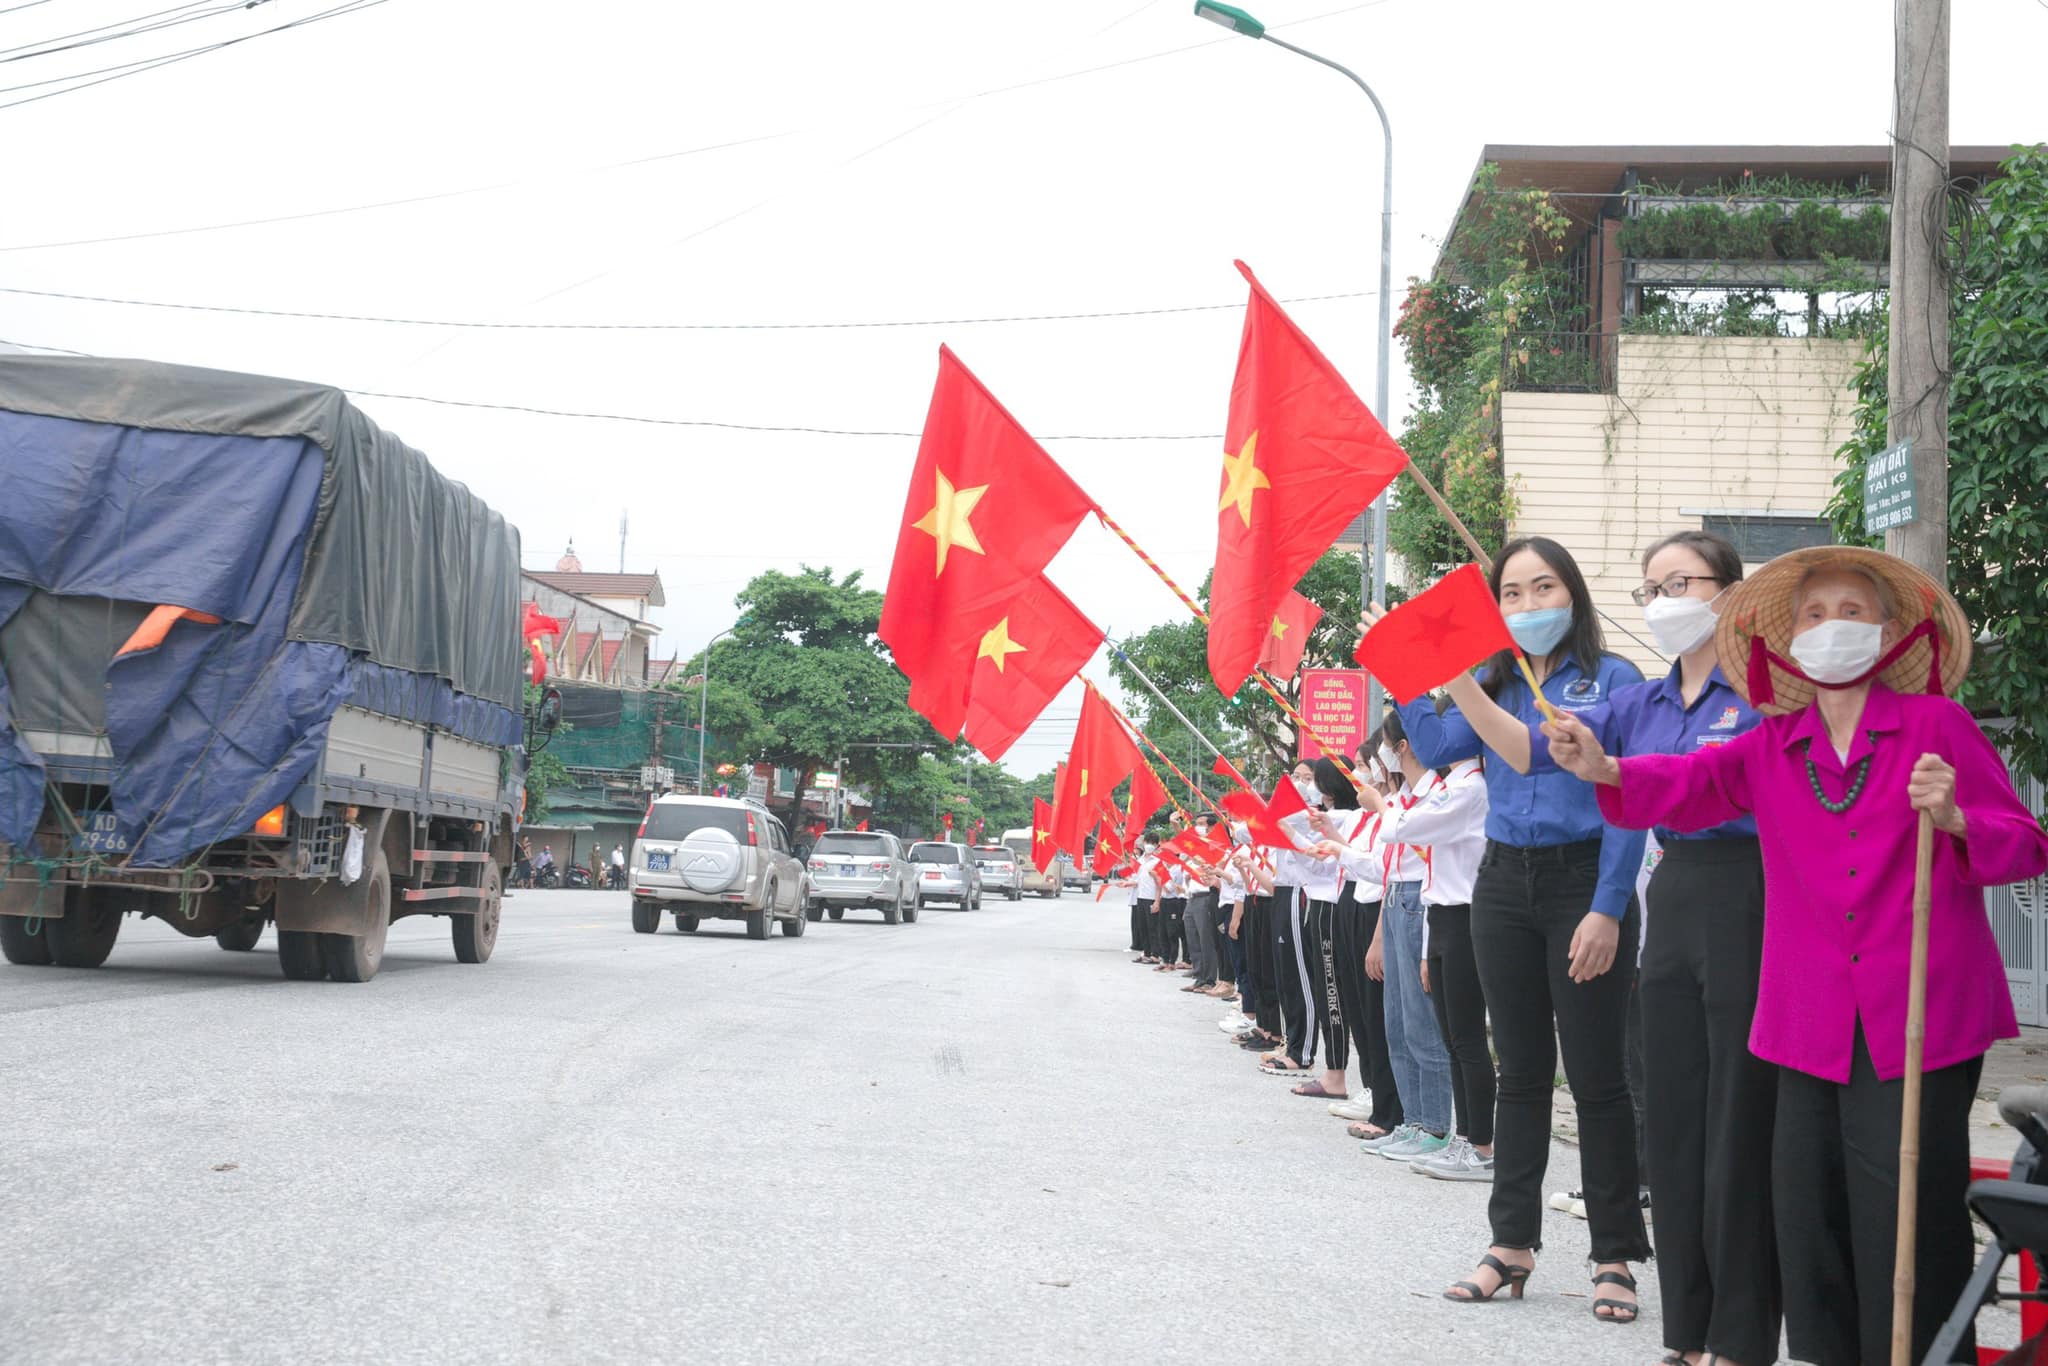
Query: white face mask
xmin=1377 ymin=743 xmax=1399 ymax=773
xmin=1294 ymin=777 xmax=1317 ymax=802
xmin=1642 ymin=593 xmax=1720 ymax=656
xmin=1788 ymin=619 xmax=1886 ymax=685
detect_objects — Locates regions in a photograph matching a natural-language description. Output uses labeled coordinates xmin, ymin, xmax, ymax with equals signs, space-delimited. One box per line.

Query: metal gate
xmin=1988 ymin=722 xmax=2048 ymax=1027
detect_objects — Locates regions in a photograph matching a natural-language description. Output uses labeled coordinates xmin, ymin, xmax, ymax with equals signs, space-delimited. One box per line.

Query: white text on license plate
xmin=647 ymin=852 xmax=671 ymax=872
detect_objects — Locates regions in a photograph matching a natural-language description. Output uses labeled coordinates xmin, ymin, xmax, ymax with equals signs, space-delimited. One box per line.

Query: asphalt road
xmin=2 ymin=886 xmax=1669 ymax=1365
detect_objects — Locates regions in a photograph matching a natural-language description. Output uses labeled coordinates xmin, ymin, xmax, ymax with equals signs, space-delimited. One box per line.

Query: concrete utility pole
xmin=1884 ymin=0 xmax=1949 ymax=585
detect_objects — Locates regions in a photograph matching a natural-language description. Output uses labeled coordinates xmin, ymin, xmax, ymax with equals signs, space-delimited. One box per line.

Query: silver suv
xmin=628 ymin=796 xmax=809 ymax=941
xmin=806 ymin=830 xmax=917 ymax=925
xmin=970 ymin=845 xmax=1023 ymax=901
xmin=907 ymin=841 xmax=981 ymax=911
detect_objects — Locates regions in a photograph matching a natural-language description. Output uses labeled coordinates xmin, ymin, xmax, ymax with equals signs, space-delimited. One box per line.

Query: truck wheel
xmin=674 ymin=912 xmax=698 ymax=933
xmin=45 ymin=888 xmax=122 ymax=968
xmin=882 ymin=895 xmax=902 ymax=925
xmin=452 ymin=863 xmax=501 ymax=964
xmin=321 ymin=846 xmax=390 ymax=983
xmin=215 ymin=909 xmax=266 ymax=952
xmin=780 ymin=908 xmax=806 ymax=938
xmin=631 ymin=902 xmax=661 ymax=934
xmin=0 ymin=915 xmax=52 ymax=966
xmin=827 ymin=907 xmax=844 ymax=921
xmin=277 ymin=930 xmax=327 ymax=980
xmin=745 ymin=907 xmax=770 ymax=940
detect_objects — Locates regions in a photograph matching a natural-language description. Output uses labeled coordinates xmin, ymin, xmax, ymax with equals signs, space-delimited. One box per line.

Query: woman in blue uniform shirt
xmin=1363 ymin=535 xmax=1651 ymax=1319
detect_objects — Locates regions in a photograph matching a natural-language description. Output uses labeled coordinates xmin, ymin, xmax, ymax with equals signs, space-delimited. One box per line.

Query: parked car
xmin=970 ymin=844 xmax=1023 ymax=901
xmin=628 ymin=796 xmax=809 ymax=940
xmin=907 ymin=841 xmax=980 ymax=910
xmin=1059 ymin=853 xmax=1092 ymax=892
xmin=806 ymin=830 xmax=918 ymax=925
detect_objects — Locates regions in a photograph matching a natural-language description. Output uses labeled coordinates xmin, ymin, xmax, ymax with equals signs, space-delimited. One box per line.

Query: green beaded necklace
xmin=1801 ymin=736 xmax=1874 ymax=814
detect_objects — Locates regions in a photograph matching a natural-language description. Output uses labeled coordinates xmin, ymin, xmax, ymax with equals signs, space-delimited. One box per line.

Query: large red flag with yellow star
xmin=954 ymin=575 xmax=1104 ymax=762
xmin=1049 ymin=683 xmax=1142 ymax=857
xmin=1029 ymin=797 xmax=1058 ymax=874
xmin=882 ymin=346 xmax=1098 ymax=737
xmin=1122 ymin=760 xmax=1168 ymax=842
xmin=1208 ymin=261 xmax=1407 ymax=696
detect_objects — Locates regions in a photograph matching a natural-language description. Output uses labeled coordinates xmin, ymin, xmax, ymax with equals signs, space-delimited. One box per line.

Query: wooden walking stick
xmin=1891 ymin=808 xmax=1937 ymax=1366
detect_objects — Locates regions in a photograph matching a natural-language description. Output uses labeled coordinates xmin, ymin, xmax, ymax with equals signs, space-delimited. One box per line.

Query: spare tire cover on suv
xmin=678 ymin=827 xmax=745 ymax=894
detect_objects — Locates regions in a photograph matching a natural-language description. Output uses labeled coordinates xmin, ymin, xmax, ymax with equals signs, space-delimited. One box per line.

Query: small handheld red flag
xmin=1220 ymin=776 xmax=1313 ymax=851
xmin=1211 ymin=754 xmax=1254 ymax=792
xmin=1353 ymin=564 xmax=1515 ymax=704
xmin=1256 ymin=589 xmax=1324 ymax=682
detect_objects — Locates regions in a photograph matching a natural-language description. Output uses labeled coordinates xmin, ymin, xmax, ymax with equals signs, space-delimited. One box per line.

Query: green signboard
xmin=1864 ymin=438 xmax=1918 ymax=534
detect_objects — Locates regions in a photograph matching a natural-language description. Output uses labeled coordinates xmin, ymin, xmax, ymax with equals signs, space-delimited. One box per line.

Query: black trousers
xmin=1334 ymin=888 xmax=1402 ymax=1128
xmin=1244 ymin=895 xmax=1282 ymax=1038
xmin=1426 ymin=902 xmax=1494 ymax=1148
xmin=1130 ymin=900 xmax=1146 ymax=953
xmin=1471 ymin=839 xmax=1649 ymax=1263
xmin=1776 ymin=1029 xmax=1981 ymax=1366
xmin=1641 ymin=838 xmax=1780 ymax=1365
xmin=1161 ymin=897 xmax=1185 ymax=964
xmin=1306 ymin=897 xmax=1348 ymax=1072
xmin=1271 ymin=885 xmax=1314 ymax=1066
xmin=1218 ymin=898 xmax=1246 ymax=990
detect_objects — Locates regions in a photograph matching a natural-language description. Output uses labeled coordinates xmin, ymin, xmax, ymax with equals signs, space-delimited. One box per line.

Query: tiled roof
xmin=527 ymin=570 xmax=665 ymax=607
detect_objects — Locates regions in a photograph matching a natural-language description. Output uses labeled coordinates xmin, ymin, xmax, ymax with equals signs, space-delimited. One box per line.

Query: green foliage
xmin=1823 ymin=144 xmax=2048 ymax=785
xmin=1615 ymin=176 xmax=1890 ymax=263
xmin=521 ymin=682 xmax=571 ymax=824
xmin=1390 ymin=162 xmax=1565 ymax=577
xmin=867 ymin=754 xmax=1036 ymax=840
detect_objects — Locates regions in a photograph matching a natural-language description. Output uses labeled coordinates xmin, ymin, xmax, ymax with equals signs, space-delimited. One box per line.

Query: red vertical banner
xmin=1295 ymin=669 xmax=1371 ymax=761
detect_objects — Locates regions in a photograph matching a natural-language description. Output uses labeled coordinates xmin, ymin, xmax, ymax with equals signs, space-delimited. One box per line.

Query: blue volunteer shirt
xmin=1527 ymin=661 xmax=1762 ymax=841
xmin=1398 ymin=651 xmax=1647 ymax=921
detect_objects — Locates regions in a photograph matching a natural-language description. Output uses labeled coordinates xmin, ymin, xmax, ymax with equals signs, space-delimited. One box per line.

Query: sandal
xmin=1259 ymin=1057 xmax=1309 ymax=1075
xmin=1290 ymin=1080 xmax=1346 ymax=1099
xmin=1590 ymin=1269 xmax=1639 ymax=1323
xmin=1443 ymin=1253 xmax=1532 ymax=1303
xmin=1345 ymin=1121 xmax=1390 ymax=1140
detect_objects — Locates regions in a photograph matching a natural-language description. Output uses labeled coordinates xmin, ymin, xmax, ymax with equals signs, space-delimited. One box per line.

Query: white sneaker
xmin=1414 ymin=1138 xmax=1495 ymax=1183
xmin=1216 ymin=1013 xmax=1251 ymax=1033
xmin=1548 ymin=1189 xmax=1588 ymax=1219
xmin=1327 ymin=1093 xmax=1374 ymax=1122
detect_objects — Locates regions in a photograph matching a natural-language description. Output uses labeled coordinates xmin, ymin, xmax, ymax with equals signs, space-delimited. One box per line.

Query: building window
xmin=1700 ymin=514 xmax=1835 ymax=561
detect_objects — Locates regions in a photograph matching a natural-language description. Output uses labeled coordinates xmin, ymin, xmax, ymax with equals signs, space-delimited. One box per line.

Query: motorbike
xmin=532 ymin=864 xmax=561 ymax=889
xmin=565 ymin=865 xmax=593 ymax=889
xmin=606 ymin=865 xmax=626 ymax=891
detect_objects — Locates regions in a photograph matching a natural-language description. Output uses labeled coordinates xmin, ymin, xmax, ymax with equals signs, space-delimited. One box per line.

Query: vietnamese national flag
xmin=1256 ymin=589 xmax=1324 ymax=682
xmin=882 ymin=346 xmax=1099 ymax=739
xmin=1353 ymin=563 xmax=1515 ymax=704
xmin=1211 ymin=754 xmax=1254 ymax=792
xmin=1208 ymin=262 xmax=1408 ymax=696
xmin=1050 ymin=685 xmax=1142 ymax=857
xmin=941 ymin=811 xmax=953 ymax=832
xmin=953 ymin=575 xmax=1105 ymax=761
xmin=1123 ymin=762 xmax=1168 ymax=841
xmin=855 ymin=819 xmax=870 ymax=832
xmin=1029 ymin=797 xmax=1058 ymax=873
xmin=1220 ymin=775 xmax=1312 ymax=851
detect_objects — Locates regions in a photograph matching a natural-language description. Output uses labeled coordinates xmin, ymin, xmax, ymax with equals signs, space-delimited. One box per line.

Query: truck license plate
xmin=647 ymin=852 xmax=671 ymax=872
xmin=70 ymin=812 xmax=128 ymax=855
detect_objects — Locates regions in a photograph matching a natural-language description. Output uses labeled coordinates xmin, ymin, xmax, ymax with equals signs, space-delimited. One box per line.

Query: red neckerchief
xmin=1383 ymin=774 xmax=1441 ymax=885
xmin=1745 ymin=603 xmax=1944 ymax=708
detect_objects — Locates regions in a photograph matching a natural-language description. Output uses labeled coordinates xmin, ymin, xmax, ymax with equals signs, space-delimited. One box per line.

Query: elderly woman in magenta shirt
xmin=1544 ymin=545 xmax=2048 ymax=1366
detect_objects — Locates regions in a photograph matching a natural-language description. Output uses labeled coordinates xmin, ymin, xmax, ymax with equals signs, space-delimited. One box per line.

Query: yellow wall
xmin=1501 ymin=334 xmax=1864 ymax=676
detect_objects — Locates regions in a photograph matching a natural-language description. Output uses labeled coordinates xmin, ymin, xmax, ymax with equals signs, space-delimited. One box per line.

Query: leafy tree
xmin=663 ymin=566 xmax=951 ymax=825
xmin=1824 ymin=144 xmax=2048 ymax=786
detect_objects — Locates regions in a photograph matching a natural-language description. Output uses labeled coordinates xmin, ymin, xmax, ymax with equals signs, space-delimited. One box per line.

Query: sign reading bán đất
xmin=1297 ymin=669 xmax=1371 ymax=761
xmin=1863 ymin=438 xmax=1917 ymax=535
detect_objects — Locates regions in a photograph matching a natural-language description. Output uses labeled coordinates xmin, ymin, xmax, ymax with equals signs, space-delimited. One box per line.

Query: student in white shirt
xmin=1132 ymin=844 xmax=1164 ymax=964
xmin=1324 ymin=741 xmax=1406 ymax=1140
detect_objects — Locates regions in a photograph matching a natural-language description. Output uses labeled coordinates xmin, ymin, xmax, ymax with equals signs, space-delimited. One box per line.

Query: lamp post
xmin=1193 ymin=1 xmax=1394 ymax=728
xmin=695 ymin=623 xmax=740 ymax=793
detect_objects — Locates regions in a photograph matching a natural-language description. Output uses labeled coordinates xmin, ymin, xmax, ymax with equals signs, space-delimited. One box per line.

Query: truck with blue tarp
xmin=0 ymin=355 xmax=538 ymax=982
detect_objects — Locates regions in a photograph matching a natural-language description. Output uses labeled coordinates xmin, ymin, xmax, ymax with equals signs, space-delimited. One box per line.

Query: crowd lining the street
xmin=1111 ymin=530 xmax=2048 ymax=1366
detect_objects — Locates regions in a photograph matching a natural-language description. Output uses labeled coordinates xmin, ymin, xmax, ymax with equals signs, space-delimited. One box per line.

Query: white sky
xmin=3 ymin=0 xmax=2043 ymax=776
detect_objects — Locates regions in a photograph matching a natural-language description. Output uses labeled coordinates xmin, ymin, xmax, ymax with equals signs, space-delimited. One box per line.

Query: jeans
xmin=1379 ymin=880 xmax=1450 ymax=1135
xmin=1471 ymin=838 xmax=1649 ymax=1262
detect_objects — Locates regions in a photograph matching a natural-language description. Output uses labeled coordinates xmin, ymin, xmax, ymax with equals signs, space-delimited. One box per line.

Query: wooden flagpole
xmin=1892 ymin=808 xmax=1937 ymax=1365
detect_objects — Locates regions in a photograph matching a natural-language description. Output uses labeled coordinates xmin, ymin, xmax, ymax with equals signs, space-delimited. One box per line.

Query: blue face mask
xmin=1507 ymin=606 xmax=1572 ymax=657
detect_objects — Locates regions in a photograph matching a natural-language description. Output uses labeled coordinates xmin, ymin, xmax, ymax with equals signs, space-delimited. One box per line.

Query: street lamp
xmin=1193 ymin=1 xmax=1394 ymax=726
xmin=695 ymin=621 xmax=741 ymax=793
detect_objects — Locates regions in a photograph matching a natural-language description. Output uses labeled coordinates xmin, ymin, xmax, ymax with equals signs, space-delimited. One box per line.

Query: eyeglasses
xmin=1630 ymin=574 xmax=1721 ymax=606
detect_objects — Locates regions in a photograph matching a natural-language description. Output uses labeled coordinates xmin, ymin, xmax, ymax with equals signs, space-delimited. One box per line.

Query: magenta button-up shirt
xmin=1599 ymin=685 xmax=2048 ymax=1083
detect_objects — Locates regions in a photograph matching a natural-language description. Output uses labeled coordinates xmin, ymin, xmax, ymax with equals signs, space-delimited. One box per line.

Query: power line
xmin=0 ymin=282 xmax=1374 ymax=330
xmin=0 ymin=0 xmax=394 ymax=111
xmin=0 ymin=0 xmax=257 ymax=63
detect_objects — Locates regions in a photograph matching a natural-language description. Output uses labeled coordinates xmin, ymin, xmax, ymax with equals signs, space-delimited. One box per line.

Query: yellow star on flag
xmin=1034 ymin=828 xmax=1050 ymax=844
xmin=912 ymin=469 xmax=989 ymax=575
xmin=1079 ymin=769 xmax=1090 ymax=799
xmin=1217 ymin=430 xmax=1270 ymax=530
xmin=1269 ymin=615 xmax=1289 ymax=638
xmin=977 ymin=617 xmax=1028 ymax=673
